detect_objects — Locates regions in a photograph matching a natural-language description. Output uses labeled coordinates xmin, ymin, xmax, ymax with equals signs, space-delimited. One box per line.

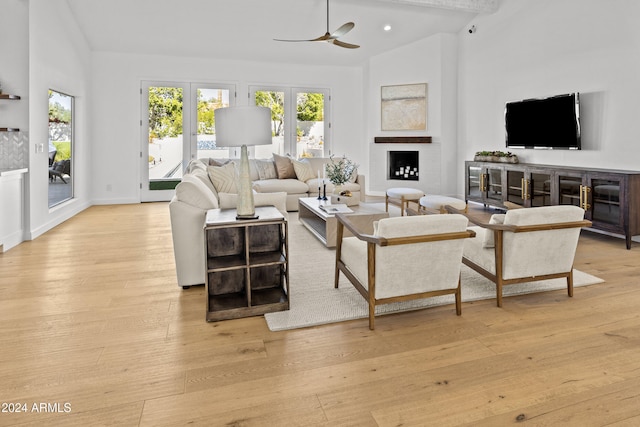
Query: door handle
xmin=580 ymin=185 xmax=591 ymax=210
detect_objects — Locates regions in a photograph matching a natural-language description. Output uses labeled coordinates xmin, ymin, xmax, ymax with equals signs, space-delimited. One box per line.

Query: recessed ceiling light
xmin=383 ymin=25 xmax=392 ymax=31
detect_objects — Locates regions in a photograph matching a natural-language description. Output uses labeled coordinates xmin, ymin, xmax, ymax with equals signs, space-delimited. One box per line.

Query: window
xmin=48 ymin=90 xmax=73 ymax=208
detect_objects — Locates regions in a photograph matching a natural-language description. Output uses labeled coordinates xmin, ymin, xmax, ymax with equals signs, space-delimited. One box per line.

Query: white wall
xmin=0 ymin=0 xmax=29 ymax=130
xmin=457 ymin=0 xmax=640 ymax=193
xmin=365 ymin=33 xmax=459 ymax=197
xmin=90 ymin=53 xmax=364 ymax=204
xmin=27 ymin=0 xmax=93 ymax=240
xmin=0 ymin=1 xmax=29 ymax=251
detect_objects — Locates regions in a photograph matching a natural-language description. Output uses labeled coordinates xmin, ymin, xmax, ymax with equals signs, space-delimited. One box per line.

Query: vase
xmin=333 ymin=183 xmax=344 ymax=195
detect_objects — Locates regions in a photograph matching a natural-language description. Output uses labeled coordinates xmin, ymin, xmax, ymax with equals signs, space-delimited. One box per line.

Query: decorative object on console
xmin=474 ymin=150 xmax=519 ymax=163
xmin=381 ymin=83 xmax=427 ymax=131
xmin=214 ymin=106 xmax=272 ymax=219
xmin=331 ymin=193 xmax=358 ymax=206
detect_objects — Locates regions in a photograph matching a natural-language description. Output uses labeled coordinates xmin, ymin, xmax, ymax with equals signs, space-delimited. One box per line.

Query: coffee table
xmin=298 ymin=197 xmax=389 ymax=248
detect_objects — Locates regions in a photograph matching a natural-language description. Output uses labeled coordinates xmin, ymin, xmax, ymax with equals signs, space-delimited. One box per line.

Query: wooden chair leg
xmin=496 ymin=282 xmax=503 ymax=307
xmin=567 ymin=269 xmax=574 ymax=297
xmin=385 ymin=194 xmax=389 ymax=213
xmin=335 ymin=222 xmax=344 ymax=289
xmin=455 ymin=278 xmax=462 ymax=315
xmin=369 ymin=301 xmax=375 ymax=330
xmin=368 ymin=243 xmax=376 ymax=330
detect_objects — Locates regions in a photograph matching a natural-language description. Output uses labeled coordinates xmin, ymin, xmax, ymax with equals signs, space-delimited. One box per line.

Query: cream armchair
xmin=453 ymin=205 xmax=591 ymax=307
xmin=334 ymin=213 xmax=476 ymax=330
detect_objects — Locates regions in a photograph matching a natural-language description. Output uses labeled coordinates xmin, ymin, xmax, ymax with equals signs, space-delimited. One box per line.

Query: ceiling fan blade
xmin=274 ymin=33 xmax=330 ymax=43
xmin=330 ymin=22 xmax=354 ymax=39
xmin=331 ymin=39 xmax=360 ymax=49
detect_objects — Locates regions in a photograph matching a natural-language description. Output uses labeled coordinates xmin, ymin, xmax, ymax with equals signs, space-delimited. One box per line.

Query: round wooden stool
xmin=419 ymin=195 xmax=467 ymax=214
xmin=385 ymin=187 xmax=424 ymax=216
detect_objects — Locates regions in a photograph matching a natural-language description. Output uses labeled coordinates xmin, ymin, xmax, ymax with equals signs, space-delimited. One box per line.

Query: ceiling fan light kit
xmin=274 ymin=0 xmax=360 ymax=49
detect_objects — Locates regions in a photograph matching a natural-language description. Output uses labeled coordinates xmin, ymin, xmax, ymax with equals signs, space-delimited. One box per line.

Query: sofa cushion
xmin=175 ymin=175 xmax=219 ymax=210
xmin=292 ymin=158 xmax=315 ymax=182
xmin=255 ymin=159 xmax=277 ymax=180
xmin=253 ymin=178 xmax=309 ymax=194
xmin=273 ymin=153 xmax=296 ymax=179
xmin=208 ymin=162 xmax=237 ymax=193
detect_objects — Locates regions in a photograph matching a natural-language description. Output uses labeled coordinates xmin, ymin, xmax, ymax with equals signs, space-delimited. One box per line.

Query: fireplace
xmin=388 ymin=151 xmax=419 ymax=181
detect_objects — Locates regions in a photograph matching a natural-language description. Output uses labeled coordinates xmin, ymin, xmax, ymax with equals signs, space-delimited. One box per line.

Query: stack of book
xmin=318 ymin=204 xmax=353 ymax=214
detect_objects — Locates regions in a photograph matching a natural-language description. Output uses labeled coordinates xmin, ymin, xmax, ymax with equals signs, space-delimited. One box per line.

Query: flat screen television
xmin=505 ymin=92 xmax=581 ymax=150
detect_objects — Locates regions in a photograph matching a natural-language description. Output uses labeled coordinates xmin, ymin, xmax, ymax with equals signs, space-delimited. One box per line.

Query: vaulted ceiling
xmin=66 ymin=0 xmax=499 ymax=66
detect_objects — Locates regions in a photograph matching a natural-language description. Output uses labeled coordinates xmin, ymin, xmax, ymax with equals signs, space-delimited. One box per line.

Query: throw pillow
xmin=482 ymin=214 xmax=506 ymax=248
xmin=273 ymin=153 xmax=296 ymax=179
xmin=291 ymin=158 xmax=315 ymax=182
xmin=207 ymin=162 xmax=238 ymax=194
xmin=255 ymin=159 xmax=278 ymax=180
xmin=209 ymin=158 xmax=229 ymax=167
xmin=349 ymin=167 xmax=358 ymax=183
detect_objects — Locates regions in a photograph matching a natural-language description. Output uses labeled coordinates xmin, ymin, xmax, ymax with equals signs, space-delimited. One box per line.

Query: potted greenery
xmin=474 ymin=150 xmax=519 ymax=163
xmin=325 ymin=155 xmax=358 ymax=195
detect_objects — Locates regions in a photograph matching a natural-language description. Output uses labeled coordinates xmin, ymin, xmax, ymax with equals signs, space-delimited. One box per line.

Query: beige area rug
xmin=264 ymin=207 xmax=604 ymax=331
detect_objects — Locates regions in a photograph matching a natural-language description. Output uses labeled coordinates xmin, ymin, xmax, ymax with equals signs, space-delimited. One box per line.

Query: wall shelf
xmin=0 ymin=94 xmax=22 ymax=131
xmin=374 ymin=136 xmax=432 ymax=144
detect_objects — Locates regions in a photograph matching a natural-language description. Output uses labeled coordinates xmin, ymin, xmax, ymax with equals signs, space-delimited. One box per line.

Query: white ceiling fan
xmin=274 ymin=0 xmax=360 ymax=49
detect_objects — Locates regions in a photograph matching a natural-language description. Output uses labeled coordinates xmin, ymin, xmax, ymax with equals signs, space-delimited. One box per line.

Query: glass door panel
xmin=557 ymin=174 xmax=583 ymax=207
xmin=506 ymin=170 xmax=524 ymax=206
xmin=254 ymin=90 xmax=285 ymax=158
xmin=485 ymin=167 xmax=503 ymax=203
xmin=146 ymin=85 xmax=185 ymax=194
xmin=296 ymin=91 xmax=325 ymax=158
xmin=195 ymin=87 xmax=231 ymax=160
xmin=467 ymin=165 xmax=481 ymax=199
xmin=591 ymin=178 xmax=622 ymax=225
xmin=530 ymin=172 xmax=552 ymax=207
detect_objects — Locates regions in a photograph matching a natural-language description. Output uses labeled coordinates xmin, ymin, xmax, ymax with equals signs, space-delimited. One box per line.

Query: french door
xmin=249 ymin=86 xmax=331 ymax=159
xmin=140 ymin=81 xmax=235 ymax=202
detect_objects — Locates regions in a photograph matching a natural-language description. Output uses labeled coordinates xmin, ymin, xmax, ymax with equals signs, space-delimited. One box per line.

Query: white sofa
xmin=199 ymin=156 xmax=365 ymax=211
xmin=169 ymin=156 xmax=365 ymax=288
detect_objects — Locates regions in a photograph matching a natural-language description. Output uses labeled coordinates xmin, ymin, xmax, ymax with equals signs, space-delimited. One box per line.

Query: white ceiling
xmin=65 ymin=0 xmax=498 ymax=67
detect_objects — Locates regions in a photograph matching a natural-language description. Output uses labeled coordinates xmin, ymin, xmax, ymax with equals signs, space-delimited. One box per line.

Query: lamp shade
xmin=214 ymin=106 xmax=272 ymax=148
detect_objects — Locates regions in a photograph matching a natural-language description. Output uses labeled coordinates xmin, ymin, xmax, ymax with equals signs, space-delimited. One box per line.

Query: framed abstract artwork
xmin=381 ymin=83 xmax=427 ymax=131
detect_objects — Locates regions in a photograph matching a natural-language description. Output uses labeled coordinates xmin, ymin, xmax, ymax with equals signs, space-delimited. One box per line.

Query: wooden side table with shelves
xmin=204 ymin=206 xmax=289 ymax=321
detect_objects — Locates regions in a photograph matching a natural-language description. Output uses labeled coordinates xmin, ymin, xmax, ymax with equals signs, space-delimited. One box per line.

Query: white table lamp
xmin=214 ymin=106 xmax=272 ymax=219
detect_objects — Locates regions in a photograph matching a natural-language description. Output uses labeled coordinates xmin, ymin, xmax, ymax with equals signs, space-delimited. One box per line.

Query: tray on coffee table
xmin=298 ymin=197 xmax=389 ymax=248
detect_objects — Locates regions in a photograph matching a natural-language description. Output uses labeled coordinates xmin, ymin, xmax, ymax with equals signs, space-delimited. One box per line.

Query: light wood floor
xmin=1 ymin=202 xmax=640 ymax=426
